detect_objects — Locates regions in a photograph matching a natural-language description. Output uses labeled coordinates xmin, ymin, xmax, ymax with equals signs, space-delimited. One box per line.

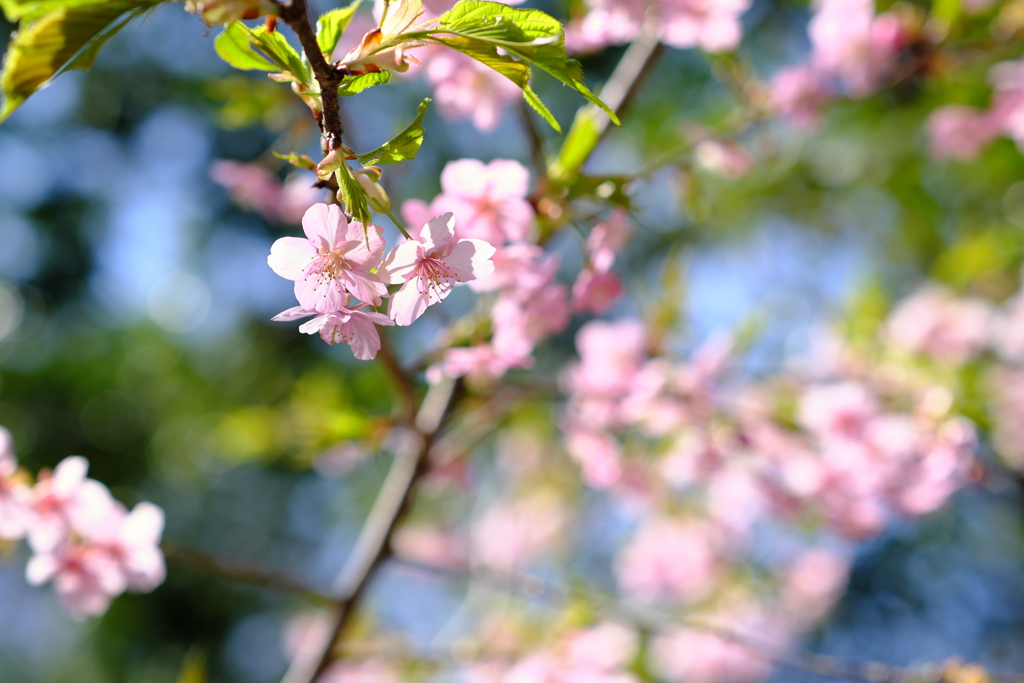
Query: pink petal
xmin=379 ymin=241 xmax=422 ymax=285
xmin=52 ymin=456 xmax=88 ymax=494
xmin=25 ymin=553 xmax=59 ymax=585
xmin=301 ymin=203 xmax=347 ymax=249
xmin=483 ymin=160 xmax=530 ymax=199
xmin=441 ymin=159 xmax=490 ymax=199
xmin=421 ymin=213 xmax=457 ymax=251
xmin=268 ymin=237 xmax=316 ymax=281
xmin=340 ymin=222 xmax=386 ymax=270
xmin=389 ymin=279 xmax=430 ymax=326
xmin=344 ymin=314 xmax=385 ymax=360
xmin=443 ymin=238 xmax=495 ymax=281
xmin=272 ymin=306 xmax=316 ymax=322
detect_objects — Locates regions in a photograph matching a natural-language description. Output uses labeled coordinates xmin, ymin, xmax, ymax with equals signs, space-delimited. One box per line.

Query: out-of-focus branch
xmin=279 ymin=0 xmax=345 ymax=152
xmin=282 ymin=378 xmax=459 ymax=683
xmin=593 ymin=25 xmax=664 ymax=142
xmin=163 ymin=543 xmax=332 ymax=605
xmin=391 ymin=555 xmax=1024 ymax=683
xmin=376 ymin=330 xmax=417 ymax=422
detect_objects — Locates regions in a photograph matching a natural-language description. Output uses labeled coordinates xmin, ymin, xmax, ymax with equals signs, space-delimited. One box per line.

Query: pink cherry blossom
xmin=586 ymin=210 xmax=631 ymax=274
xmin=267 ymin=203 xmax=388 ymax=311
xmin=83 ymin=501 xmax=167 ymax=593
xmin=808 ymin=0 xmax=904 ymax=97
xmin=470 ymin=243 xmax=551 ymax=293
xmin=572 ymin=270 xmax=623 ymax=315
xmin=991 ymin=291 xmax=1024 ymax=362
xmin=25 ymin=456 xmax=116 ymax=553
xmin=378 ymin=212 xmax=496 ymax=326
xmin=565 ymin=319 xmax=649 ymax=399
xmin=565 ymin=426 xmax=624 ymax=489
xmin=431 ymin=159 xmax=535 ymax=245
xmin=769 ymin=63 xmax=833 ymax=129
xmin=472 ymin=493 xmax=565 ymax=571
xmin=562 ymin=622 xmax=638 ymax=673
xmin=926 ymin=106 xmax=1001 ymax=161
xmin=886 ymin=285 xmax=992 ymax=365
xmin=650 ymin=621 xmax=775 ymax=683
xmin=272 ymin=305 xmax=395 ymax=360
xmin=426 ymin=344 xmax=531 ymax=384
xmin=779 ymin=549 xmax=851 ymax=622
xmin=0 ymin=427 xmax=28 ymax=540
xmin=615 ymin=517 xmax=720 ymax=603
xmin=656 ymin=0 xmax=751 ymax=52
xmin=798 ymin=381 xmax=878 ymax=443
xmin=211 ymin=161 xmax=320 ymax=224
xmin=26 ymin=541 xmax=127 ymax=620
xmin=424 ymin=50 xmax=523 ymax=131
xmin=491 ymin=284 xmax=571 ymax=361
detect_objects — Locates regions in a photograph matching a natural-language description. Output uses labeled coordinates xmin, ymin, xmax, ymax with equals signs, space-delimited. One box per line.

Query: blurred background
xmin=4 ymin=0 xmax=1024 ymax=680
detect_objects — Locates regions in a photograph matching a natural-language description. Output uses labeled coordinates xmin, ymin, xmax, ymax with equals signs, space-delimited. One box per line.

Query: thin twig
xmin=163 ymin=543 xmax=332 ymax=605
xmin=282 ymin=378 xmax=459 ymax=683
xmin=594 ymin=25 xmax=664 ymax=142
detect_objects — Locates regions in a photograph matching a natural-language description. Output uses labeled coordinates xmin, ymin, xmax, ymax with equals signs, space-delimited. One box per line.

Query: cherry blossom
xmin=26 ymin=541 xmax=128 ymax=619
xmin=25 ymin=456 xmax=115 ymax=553
xmin=808 ymin=0 xmax=905 ymax=97
xmin=268 ymin=203 xmax=388 ymax=312
xmin=424 ymin=50 xmax=523 ymax=131
xmin=769 ymin=63 xmax=833 ymax=129
xmin=886 ymin=285 xmax=992 ymax=365
xmin=656 ymin=0 xmax=751 ymax=52
xmin=926 ymin=106 xmax=1001 ymax=161
xmin=431 ymin=159 xmax=535 ymax=245
xmin=615 ymin=517 xmax=721 ymax=603
xmin=272 ymin=305 xmax=395 ymax=360
xmin=378 ymin=212 xmax=496 ymax=326
xmin=0 ymin=427 xmax=28 ymax=540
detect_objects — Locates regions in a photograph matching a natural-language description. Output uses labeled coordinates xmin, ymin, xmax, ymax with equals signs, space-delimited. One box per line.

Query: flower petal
xmin=302 ymin=203 xmax=347 ymax=249
xmin=379 ymin=241 xmax=422 ymax=284
xmin=272 ymin=306 xmax=316 ymax=322
xmin=268 ymin=237 xmax=316 ymax=281
xmin=444 ymin=238 xmax=495 ymax=282
xmin=389 ymin=279 xmax=430 ymax=326
xmin=421 ymin=213 xmax=457 ymax=252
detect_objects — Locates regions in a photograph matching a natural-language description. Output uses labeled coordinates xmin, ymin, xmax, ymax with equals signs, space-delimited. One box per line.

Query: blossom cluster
xmin=268 ymin=203 xmax=495 ymax=359
xmin=0 ymin=428 xmax=166 ymax=620
xmin=769 ymin=0 xmax=917 ymax=128
xmin=566 ymin=0 xmax=751 ymax=54
xmin=926 ymin=59 xmax=1024 ymax=160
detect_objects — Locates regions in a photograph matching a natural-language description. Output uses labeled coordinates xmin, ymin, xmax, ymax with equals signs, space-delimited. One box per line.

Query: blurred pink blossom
xmin=0 ymin=427 xmax=28 ymax=540
xmin=779 ymin=548 xmax=851 ymax=623
xmin=656 ymin=0 xmax=751 ymax=51
xmin=886 ymin=285 xmax=992 ymax=365
xmin=808 ymin=0 xmax=905 ymax=97
xmin=472 ymin=493 xmax=565 ymax=571
xmin=769 ymin=63 xmax=832 ymax=129
xmin=211 ymin=161 xmax=320 ymax=224
xmin=586 ymin=210 xmax=632 ymax=274
xmin=926 ymin=105 xmax=1001 ymax=161
xmin=424 ymin=50 xmax=523 ymax=131
xmin=432 ymin=159 xmax=535 ymax=245
xmin=616 ymin=517 xmax=720 ymax=603
xmin=25 ymin=456 xmax=115 ymax=553
xmin=572 ymin=269 xmax=624 ymax=314
xmin=26 ymin=541 xmax=126 ymax=619
xmin=650 ymin=622 xmax=775 ymax=683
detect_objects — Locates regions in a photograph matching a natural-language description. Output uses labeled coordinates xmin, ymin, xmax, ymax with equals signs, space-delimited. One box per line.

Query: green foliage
xmin=0 ymin=0 xmax=162 ymax=122
xmin=338 ymin=70 xmax=391 ymax=96
xmin=356 ymin=97 xmax=429 ymax=166
xmin=426 ymin=0 xmax=618 ymax=132
xmin=214 ymin=20 xmax=308 ymax=81
xmin=316 ymin=0 xmax=362 ymax=56
xmin=273 ymin=150 xmax=318 ymax=171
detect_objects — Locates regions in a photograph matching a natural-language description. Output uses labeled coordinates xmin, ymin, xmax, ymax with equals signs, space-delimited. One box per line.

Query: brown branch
xmin=162 ymin=543 xmax=332 ymax=605
xmin=282 ymin=378 xmax=459 ymax=683
xmin=279 ymin=0 xmax=345 ymax=152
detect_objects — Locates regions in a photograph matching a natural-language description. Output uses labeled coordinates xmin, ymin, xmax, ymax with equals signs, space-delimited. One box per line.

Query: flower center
xmin=416 ymin=257 xmax=456 ymax=298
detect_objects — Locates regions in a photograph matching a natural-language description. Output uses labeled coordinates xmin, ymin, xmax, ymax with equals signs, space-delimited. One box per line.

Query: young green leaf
xmin=336 ymin=163 xmax=373 ymax=226
xmin=214 ymin=20 xmax=308 ymax=80
xmin=214 ymin=20 xmax=278 ymax=71
xmin=0 ymin=0 xmax=162 ymax=122
xmin=356 ymin=97 xmax=430 ymax=166
xmin=427 ymin=0 xmax=618 ymax=131
xmin=316 ymin=0 xmax=362 ymax=56
xmin=272 ymin=150 xmax=318 ymax=171
xmin=338 ymin=70 xmax=391 ymax=96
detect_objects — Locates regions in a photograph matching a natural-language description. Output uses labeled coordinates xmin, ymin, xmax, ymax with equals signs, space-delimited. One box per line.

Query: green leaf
xmin=0 ymin=0 xmax=161 ymax=122
xmin=214 ymin=21 xmax=278 ymax=71
xmin=215 ymin=20 xmax=308 ymax=80
xmin=336 ymin=163 xmax=373 ymax=226
xmin=273 ymin=150 xmax=318 ymax=171
xmin=316 ymin=1 xmax=361 ymax=56
xmin=338 ymin=70 xmax=390 ymax=96
xmin=550 ymin=107 xmax=599 ymax=184
xmin=428 ymin=0 xmax=618 ymax=131
xmin=356 ymin=97 xmax=429 ymax=166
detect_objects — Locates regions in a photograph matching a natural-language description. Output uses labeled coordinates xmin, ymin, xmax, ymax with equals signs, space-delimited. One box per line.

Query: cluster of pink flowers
xmin=0 ymin=428 xmax=165 ymax=619
xmin=566 ymin=0 xmax=750 ymax=54
xmin=268 ymin=203 xmax=494 ymax=359
xmin=410 ymin=159 xmax=634 ymax=384
xmin=926 ymin=59 xmax=1024 ymax=160
xmin=769 ymin=0 xmax=915 ymax=128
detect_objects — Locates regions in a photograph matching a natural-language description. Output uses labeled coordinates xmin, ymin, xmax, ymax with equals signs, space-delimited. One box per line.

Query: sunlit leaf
xmin=316 ymin=0 xmax=362 ymax=56
xmin=338 ymin=70 xmax=391 ymax=96
xmin=356 ymin=97 xmax=429 ymax=166
xmin=0 ymin=0 xmax=162 ymax=122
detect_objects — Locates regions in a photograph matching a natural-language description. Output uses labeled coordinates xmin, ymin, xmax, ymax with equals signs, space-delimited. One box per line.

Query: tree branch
xmin=163 ymin=543 xmax=332 ymax=605
xmin=281 ymin=378 xmax=459 ymax=683
xmin=279 ymin=0 xmax=345 ymax=152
